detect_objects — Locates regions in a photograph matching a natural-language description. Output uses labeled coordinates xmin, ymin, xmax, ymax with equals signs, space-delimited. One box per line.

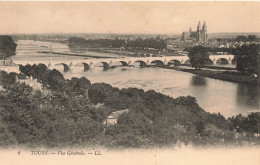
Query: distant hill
xmin=208 ymin=32 xmax=260 ymax=39
xmin=7 ymin=32 xmax=260 ymax=41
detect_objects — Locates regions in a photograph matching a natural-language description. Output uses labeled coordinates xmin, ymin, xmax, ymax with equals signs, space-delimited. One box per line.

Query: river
xmin=13 ymin=40 xmax=260 ymax=117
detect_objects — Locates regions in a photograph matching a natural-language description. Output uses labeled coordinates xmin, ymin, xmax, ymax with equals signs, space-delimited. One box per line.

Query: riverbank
xmin=83 ymin=47 xmax=181 ymax=57
xmin=162 ymin=66 xmax=259 ymax=85
xmin=38 ymin=51 xmax=115 ymax=59
xmin=181 ymin=64 xmax=236 ymax=71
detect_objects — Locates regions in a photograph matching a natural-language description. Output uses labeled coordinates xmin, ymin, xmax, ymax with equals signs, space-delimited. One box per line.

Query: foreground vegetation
xmin=0 ymin=65 xmax=259 ymax=149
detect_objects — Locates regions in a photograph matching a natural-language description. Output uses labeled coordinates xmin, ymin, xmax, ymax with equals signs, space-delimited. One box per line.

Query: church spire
xmin=202 ymin=21 xmax=207 ymax=31
xmin=197 ymin=21 xmax=201 ymax=31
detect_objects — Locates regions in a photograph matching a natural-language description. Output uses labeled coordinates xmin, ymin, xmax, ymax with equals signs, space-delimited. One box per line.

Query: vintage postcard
xmin=0 ymin=1 xmax=259 ymax=165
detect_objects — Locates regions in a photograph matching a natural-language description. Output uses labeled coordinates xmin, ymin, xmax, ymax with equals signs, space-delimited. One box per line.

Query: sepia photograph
xmin=0 ymin=1 xmax=259 ymax=165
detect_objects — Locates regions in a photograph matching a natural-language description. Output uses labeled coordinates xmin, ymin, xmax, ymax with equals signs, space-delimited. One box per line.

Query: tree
xmin=19 ymin=64 xmax=49 ymax=86
xmin=19 ymin=64 xmax=33 ymax=77
xmin=234 ymin=44 xmax=260 ymax=74
xmin=0 ymin=35 xmax=17 ymax=59
xmin=236 ymin=36 xmax=248 ymax=42
xmin=0 ymin=71 xmax=17 ymax=87
xmin=248 ymin=35 xmax=257 ymax=42
xmin=188 ymin=45 xmax=209 ymax=70
xmin=47 ymin=69 xmax=67 ymax=91
xmin=67 ymin=77 xmax=91 ymax=95
xmin=31 ymin=64 xmax=49 ymax=85
xmin=88 ymin=83 xmax=119 ymax=105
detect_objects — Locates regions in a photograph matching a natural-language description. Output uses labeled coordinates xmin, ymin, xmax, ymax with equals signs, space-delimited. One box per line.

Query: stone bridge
xmin=13 ymin=55 xmax=235 ymax=72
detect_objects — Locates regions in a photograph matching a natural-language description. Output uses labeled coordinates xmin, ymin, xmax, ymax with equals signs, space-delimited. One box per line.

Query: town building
xmin=103 ymin=109 xmax=129 ymax=126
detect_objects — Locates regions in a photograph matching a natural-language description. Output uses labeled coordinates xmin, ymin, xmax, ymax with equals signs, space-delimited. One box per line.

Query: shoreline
xmin=157 ymin=65 xmax=259 ymax=86
xmin=37 ymin=51 xmax=116 ymax=59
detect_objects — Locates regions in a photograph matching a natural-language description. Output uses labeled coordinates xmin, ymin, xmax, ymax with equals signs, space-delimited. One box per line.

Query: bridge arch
xmin=101 ymin=62 xmax=110 ymax=69
xmin=184 ymin=59 xmax=190 ymax=64
xmin=150 ymin=60 xmax=164 ymax=66
xmin=207 ymin=59 xmax=214 ymax=65
xmin=110 ymin=61 xmax=129 ymax=67
xmin=227 ymin=57 xmax=235 ymax=64
xmin=93 ymin=61 xmax=110 ymax=70
xmin=119 ymin=61 xmax=129 ymax=66
xmin=167 ymin=59 xmax=181 ymax=66
xmin=61 ymin=63 xmax=70 ymax=72
xmin=51 ymin=63 xmax=70 ymax=72
xmin=82 ymin=62 xmax=91 ymax=71
xmin=72 ymin=62 xmax=91 ymax=72
xmin=216 ymin=58 xmax=229 ymax=65
xmin=134 ymin=60 xmax=147 ymax=67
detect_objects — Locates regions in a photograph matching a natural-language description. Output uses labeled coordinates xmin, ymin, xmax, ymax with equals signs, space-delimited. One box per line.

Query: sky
xmin=0 ymin=1 xmax=259 ymax=34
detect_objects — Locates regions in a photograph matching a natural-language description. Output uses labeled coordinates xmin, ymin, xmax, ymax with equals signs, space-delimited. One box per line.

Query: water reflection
xmin=236 ymin=84 xmax=260 ymax=112
xmin=103 ymin=67 xmax=110 ymax=71
xmin=190 ymin=75 xmax=207 ymax=86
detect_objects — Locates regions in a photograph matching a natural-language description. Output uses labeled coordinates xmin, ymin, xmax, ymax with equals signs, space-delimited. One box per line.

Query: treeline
xmin=0 ymin=35 xmax=17 ymax=59
xmin=213 ymin=35 xmax=259 ymax=42
xmin=68 ymin=37 xmax=126 ymax=48
xmin=127 ymin=37 xmax=167 ymax=50
xmin=236 ymin=35 xmax=258 ymax=42
xmin=0 ymin=66 xmax=259 ymax=148
xmin=184 ymin=46 xmax=233 ymax=54
xmin=68 ymin=37 xmax=167 ymax=50
xmin=233 ymin=44 xmax=260 ymax=74
xmin=185 ymin=46 xmax=238 ymax=54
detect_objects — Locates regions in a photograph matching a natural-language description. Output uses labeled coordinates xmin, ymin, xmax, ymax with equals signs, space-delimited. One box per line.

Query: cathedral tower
xmin=196 ymin=21 xmax=207 ymax=43
xmin=181 ymin=21 xmax=208 ymax=43
xmin=196 ymin=21 xmax=201 ymax=42
xmin=202 ymin=21 xmax=207 ymax=43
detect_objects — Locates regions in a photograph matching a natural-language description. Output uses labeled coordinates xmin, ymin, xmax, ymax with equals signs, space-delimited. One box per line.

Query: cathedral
xmin=181 ymin=21 xmax=207 ymax=43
